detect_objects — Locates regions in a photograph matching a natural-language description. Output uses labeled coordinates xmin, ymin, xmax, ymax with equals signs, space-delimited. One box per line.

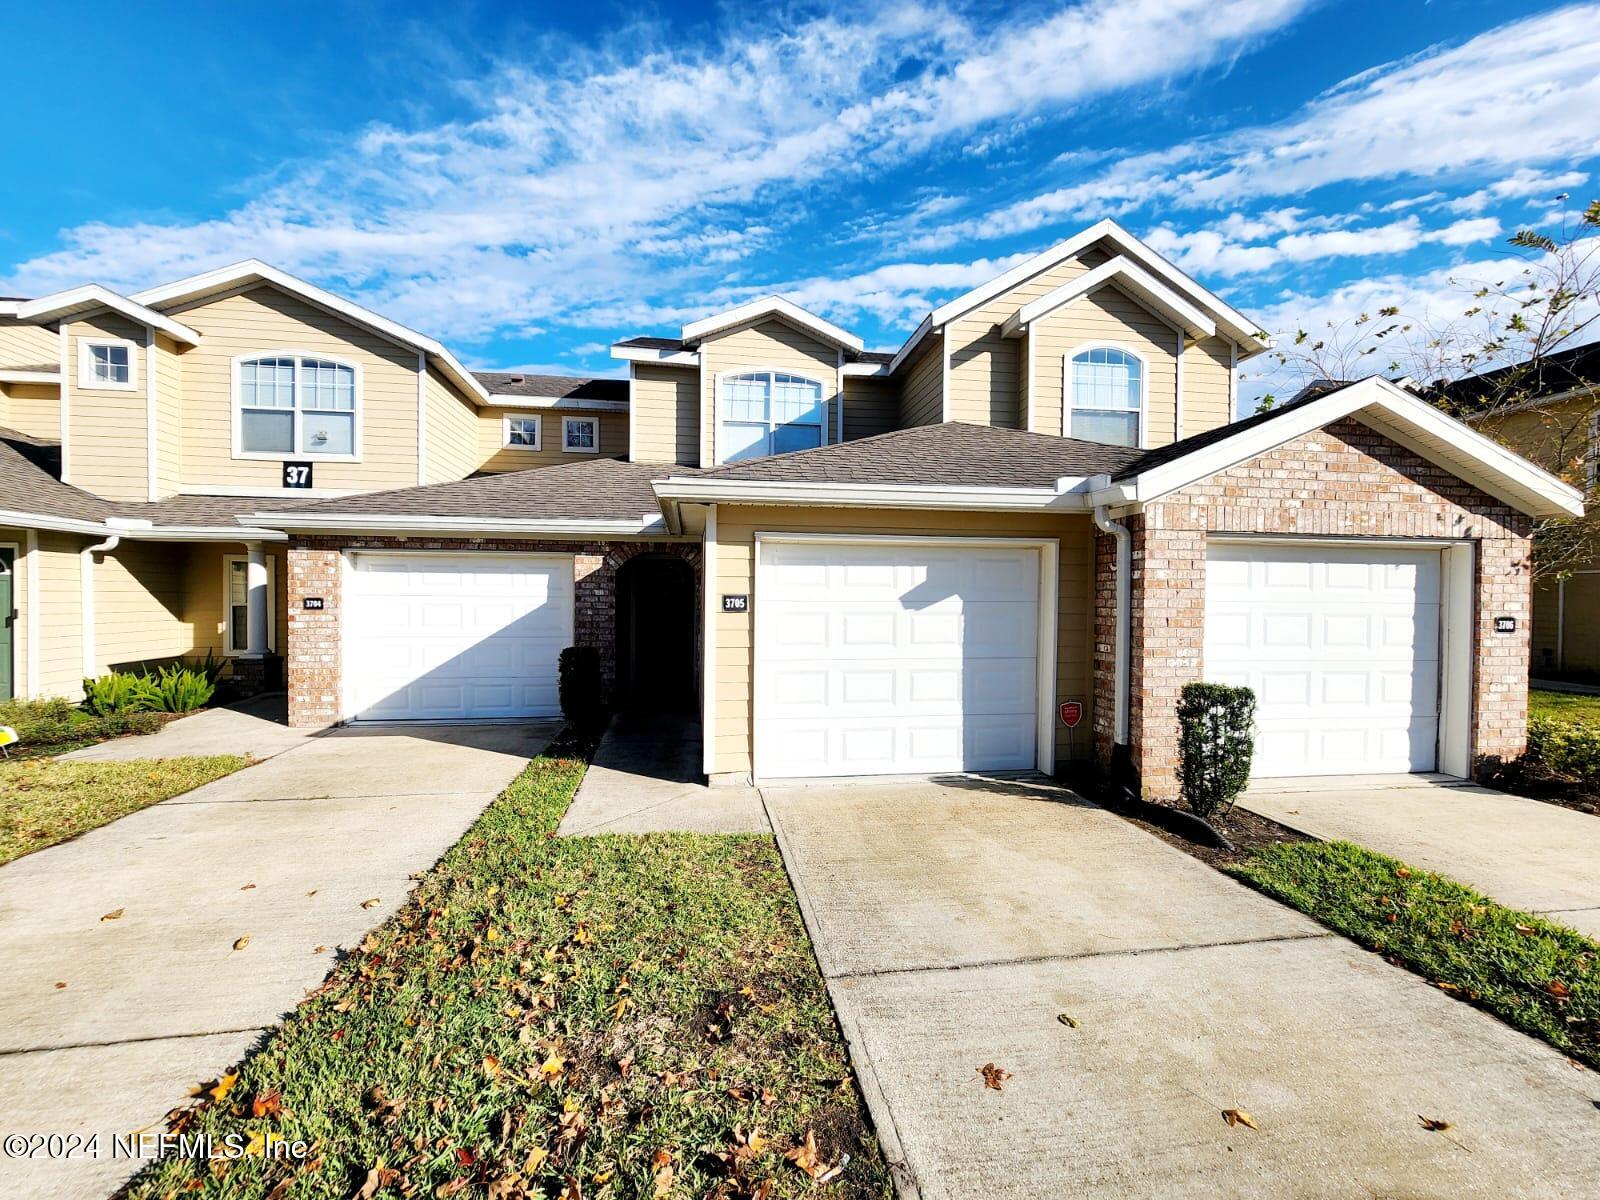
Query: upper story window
xmin=235 ymin=354 xmax=359 ymax=459
xmin=1066 ymin=346 xmax=1144 ymax=448
xmin=79 ymin=339 xmax=137 ymax=390
xmin=562 ymin=415 xmax=599 ymax=454
xmin=503 ymin=413 xmax=542 ymax=450
xmin=718 ymin=370 xmax=824 ymax=464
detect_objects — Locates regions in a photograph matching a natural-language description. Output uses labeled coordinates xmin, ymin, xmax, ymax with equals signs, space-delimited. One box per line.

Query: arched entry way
xmin=615 ymin=553 xmax=697 ymax=711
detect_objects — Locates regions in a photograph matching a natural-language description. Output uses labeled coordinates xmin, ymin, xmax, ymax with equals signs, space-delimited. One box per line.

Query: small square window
xmin=79 ymin=339 xmax=136 ymax=389
xmin=503 ymin=414 xmax=542 ymax=450
xmin=562 ymin=416 xmax=599 ymax=454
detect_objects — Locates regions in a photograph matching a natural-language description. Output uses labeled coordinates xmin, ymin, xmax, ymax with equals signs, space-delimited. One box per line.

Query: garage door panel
xmin=1205 ymin=542 xmax=1441 ymax=778
xmin=347 ymin=553 xmax=572 ymax=723
xmin=756 ymin=541 xmax=1043 ymax=779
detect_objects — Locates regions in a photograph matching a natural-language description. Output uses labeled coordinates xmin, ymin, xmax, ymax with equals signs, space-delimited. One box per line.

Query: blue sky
xmin=3 ymin=0 xmax=1597 ymax=406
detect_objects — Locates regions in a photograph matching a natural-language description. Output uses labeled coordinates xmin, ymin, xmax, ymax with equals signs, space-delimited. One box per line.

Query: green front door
xmin=0 ymin=549 xmax=13 ymax=699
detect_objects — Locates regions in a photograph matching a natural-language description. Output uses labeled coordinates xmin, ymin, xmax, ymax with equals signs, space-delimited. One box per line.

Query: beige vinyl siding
xmin=475 ymin=406 xmax=629 ymax=474
xmin=1533 ymin=573 xmax=1600 ymax=673
xmin=0 ymin=382 xmax=61 ymax=441
xmin=842 ymin=376 xmax=898 ymax=441
xmin=424 ymin=365 xmax=480 ymax=483
xmin=700 ymin=319 xmax=839 ymax=466
xmin=153 ymin=333 xmax=185 ymax=496
xmin=1032 ymin=282 xmax=1179 ymax=447
xmin=897 ymin=336 xmax=945 ymax=427
xmin=33 ymin=532 xmax=85 ymax=699
xmin=1181 ymin=335 xmax=1235 ymax=437
xmin=168 ymin=284 xmax=421 ymax=492
xmin=66 ymin=312 xmax=149 ymax=501
xmin=0 ymin=319 xmax=56 ymax=369
xmin=91 ymin=541 xmax=188 ymax=674
xmin=182 ymin=543 xmax=289 ymax=658
xmin=631 ymin=364 xmax=699 ymax=465
xmin=710 ymin=506 xmax=1095 ymax=777
xmin=946 ymin=246 xmax=1108 ymax=429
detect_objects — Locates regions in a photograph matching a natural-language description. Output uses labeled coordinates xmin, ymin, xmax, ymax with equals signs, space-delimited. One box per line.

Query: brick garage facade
xmin=286 ymin=537 xmax=700 ymax=729
xmin=1094 ymin=417 xmax=1533 ymax=802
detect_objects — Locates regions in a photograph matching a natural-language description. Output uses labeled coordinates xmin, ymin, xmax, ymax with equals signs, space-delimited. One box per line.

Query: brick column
xmin=287 ymin=544 xmax=342 ymax=729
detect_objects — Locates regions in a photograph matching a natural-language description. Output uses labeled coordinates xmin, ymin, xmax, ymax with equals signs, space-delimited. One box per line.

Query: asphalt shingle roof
xmin=0 ymin=429 xmax=112 ymax=524
xmin=692 ymin=422 xmax=1144 ymax=487
xmin=262 ymin=457 xmax=689 ymax=523
xmin=1108 ymin=386 xmax=1341 ymax=482
xmin=472 ymin=373 xmax=628 ymax=402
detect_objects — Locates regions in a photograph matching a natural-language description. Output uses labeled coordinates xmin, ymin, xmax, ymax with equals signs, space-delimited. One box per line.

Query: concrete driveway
xmin=764 ymin=777 xmax=1600 ymax=1199
xmin=0 ymin=720 xmax=556 ymax=1200
xmin=1241 ymin=774 xmax=1600 ymax=939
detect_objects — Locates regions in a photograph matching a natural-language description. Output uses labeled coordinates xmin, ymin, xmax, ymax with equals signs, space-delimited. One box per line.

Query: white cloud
xmin=1146 ymin=214 xmax=1501 ymax=278
xmin=1440 ymin=167 xmax=1591 ymax=213
xmin=0 ymin=0 xmax=1313 ymax=353
xmin=916 ymin=4 xmax=1600 ymax=248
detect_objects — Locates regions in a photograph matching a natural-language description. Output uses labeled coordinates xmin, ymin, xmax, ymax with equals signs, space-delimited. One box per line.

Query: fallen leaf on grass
xmin=978 ymin=1063 xmax=1012 ymax=1091
xmin=1514 ymin=923 xmax=1536 ymax=936
xmin=361 ymin=897 xmax=381 ymax=910
xmin=523 ymin=1146 xmax=549 ymax=1174
xmin=233 ymin=934 xmax=251 ymax=951
xmin=1394 ymin=867 xmax=1413 ymax=878
xmin=785 ymin=1130 xmax=823 ymax=1178
xmin=1418 ymin=1115 xmax=1453 ymax=1132
xmin=354 ymin=1161 xmax=400 ymax=1200
xmin=251 ymin=1089 xmax=283 ymax=1119
xmin=1221 ymin=1108 xmax=1258 ymax=1130
xmin=1056 ymin=1014 xmax=1080 ymax=1028
xmin=1545 ymin=979 xmax=1572 ymax=1000
xmin=539 ymin=1054 xmax=566 ymax=1079
xmin=100 ymin=908 xmax=124 ymax=922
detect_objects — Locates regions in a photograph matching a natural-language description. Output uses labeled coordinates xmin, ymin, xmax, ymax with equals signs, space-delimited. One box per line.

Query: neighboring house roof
xmin=1439 ymin=338 xmax=1600 ymax=413
xmin=614 ymin=336 xmax=684 ymax=352
xmin=692 ymin=422 xmax=1142 ymax=488
xmin=244 ymin=457 xmax=690 ymax=535
xmin=128 ymin=260 xmax=491 ymax=405
xmin=14 ymin=285 xmax=201 ymax=346
xmin=474 ymin=373 xmax=629 ymax=404
xmin=680 ymin=296 xmax=864 ymax=353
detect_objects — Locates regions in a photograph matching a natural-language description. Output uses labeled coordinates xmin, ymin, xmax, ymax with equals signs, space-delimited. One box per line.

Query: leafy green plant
xmin=1526 ymin=713 xmax=1600 ymax=788
xmin=1177 ymin=681 xmax=1257 ymax=820
xmin=557 ymin=645 xmax=607 ymax=730
xmin=149 ymin=665 xmax=216 ymax=713
xmin=81 ymin=672 xmax=161 ymax=716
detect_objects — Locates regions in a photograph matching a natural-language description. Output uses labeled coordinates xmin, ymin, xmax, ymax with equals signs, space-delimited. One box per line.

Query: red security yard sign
xmin=1059 ymin=701 xmax=1083 ymax=729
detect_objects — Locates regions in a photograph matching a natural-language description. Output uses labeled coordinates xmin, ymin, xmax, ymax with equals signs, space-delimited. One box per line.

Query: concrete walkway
xmin=557 ymin=712 xmax=767 ymax=835
xmin=0 ymin=720 xmax=557 ymax=1200
xmin=1241 ymin=774 xmax=1600 ymax=939
xmin=765 ymin=777 xmax=1600 ymax=1199
xmin=62 ymin=692 xmax=309 ymax=763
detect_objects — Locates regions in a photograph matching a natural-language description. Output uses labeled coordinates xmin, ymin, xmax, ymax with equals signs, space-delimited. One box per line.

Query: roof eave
xmin=241 ymin=512 xmax=671 ymax=537
xmin=651 ymin=476 xmax=1094 ymax=513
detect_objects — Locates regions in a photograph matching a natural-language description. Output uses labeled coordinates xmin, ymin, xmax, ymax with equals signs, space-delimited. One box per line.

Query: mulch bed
xmin=1118 ymin=802 xmax=1307 ymax=868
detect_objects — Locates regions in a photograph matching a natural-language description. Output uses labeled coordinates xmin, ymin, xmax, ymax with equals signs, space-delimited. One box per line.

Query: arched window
xmin=1066 ymin=346 xmax=1143 ymax=447
xmin=717 ymin=370 xmax=824 ymax=463
xmin=235 ymin=354 xmax=359 ymax=458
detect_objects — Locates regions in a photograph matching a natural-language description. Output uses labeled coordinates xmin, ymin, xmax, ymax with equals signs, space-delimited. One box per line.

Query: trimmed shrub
xmin=149 ymin=665 xmax=216 ymax=713
xmin=1526 ymin=714 xmax=1600 ymax=788
xmin=1177 ymin=681 xmax=1257 ymax=820
xmin=82 ymin=671 xmax=161 ymax=716
xmin=558 ymin=646 xmax=607 ymax=730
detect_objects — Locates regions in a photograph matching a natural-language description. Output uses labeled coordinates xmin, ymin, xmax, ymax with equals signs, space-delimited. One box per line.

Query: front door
xmin=0 ymin=549 xmax=14 ymax=699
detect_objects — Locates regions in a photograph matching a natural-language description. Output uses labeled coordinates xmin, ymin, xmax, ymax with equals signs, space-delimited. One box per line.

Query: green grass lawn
xmin=0 ymin=757 xmax=248 ymax=866
xmin=124 ymin=735 xmax=893 ymax=1200
xmin=0 ymin=696 xmax=174 ymax=758
xmin=1232 ymin=841 xmax=1599 ymax=1068
xmin=1529 ymin=688 xmax=1600 ymax=723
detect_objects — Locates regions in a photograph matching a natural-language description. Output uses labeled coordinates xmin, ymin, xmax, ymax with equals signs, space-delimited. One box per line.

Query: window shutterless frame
xmin=1064 ymin=343 xmax=1148 ymax=449
xmin=231 ymin=352 xmax=363 ymax=462
xmin=715 ymin=367 xmax=827 ymax=465
xmin=561 ymin=415 xmax=600 ymax=454
xmin=77 ymin=337 xmax=139 ymax=391
xmin=501 ymin=412 xmax=543 ymax=450
xmin=221 ymin=553 xmax=276 ymax=656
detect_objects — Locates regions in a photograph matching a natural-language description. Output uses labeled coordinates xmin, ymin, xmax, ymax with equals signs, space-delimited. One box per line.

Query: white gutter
xmin=610 ymin=345 xmax=701 ymax=366
xmin=0 ymin=509 xmax=111 ymax=536
xmin=1092 ymin=493 xmax=1131 ymax=748
xmin=242 ymin=512 xmax=670 ymax=537
xmin=653 ymin=475 xmax=1097 ymax=514
xmin=484 ymin=394 xmax=630 ymax=412
xmin=0 ymin=369 xmax=60 ymax=385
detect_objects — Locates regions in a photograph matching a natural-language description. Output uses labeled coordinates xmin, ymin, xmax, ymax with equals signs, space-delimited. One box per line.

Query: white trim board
xmin=1000 ymin=255 xmax=1216 ymax=341
xmin=682 ymin=296 xmax=863 ymax=353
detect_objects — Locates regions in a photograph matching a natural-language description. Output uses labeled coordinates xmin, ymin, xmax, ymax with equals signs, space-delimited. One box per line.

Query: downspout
xmin=1093 ymin=506 xmax=1131 ymax=747
xmin=80 ymin=534 xmax=121 ymax=679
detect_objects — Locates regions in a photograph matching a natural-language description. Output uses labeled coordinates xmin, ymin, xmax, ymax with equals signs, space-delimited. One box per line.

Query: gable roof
xmin=1439 ymin=338 xmax=1600 ymax=413
xmin=1000 ymin=255 xmax=1217 ymax=341
xmin=475 ymin=373 xmax=629 ymax=405
xmin=680 ymin=295 xmax=863 ymax=353
xmin=14 ymin=285 xmax=201 ymax=345
xmin=1098 ymin=376 xmax=1584 ymax=519
xmin=129 ymin=260 xmax=490 ymax=404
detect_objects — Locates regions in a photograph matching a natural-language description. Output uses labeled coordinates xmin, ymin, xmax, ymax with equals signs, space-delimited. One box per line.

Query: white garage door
xmin=755 ymin=539 xmax=1043 ymax=779
xmin=1204 ymin=542 xmax=1441 ymax=777
xmin=346 ymin=553 xmax=573 ymax=722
